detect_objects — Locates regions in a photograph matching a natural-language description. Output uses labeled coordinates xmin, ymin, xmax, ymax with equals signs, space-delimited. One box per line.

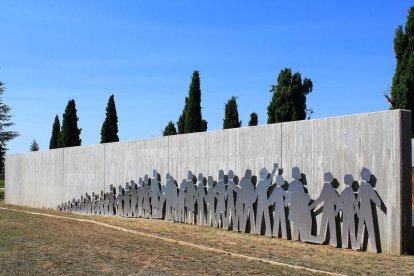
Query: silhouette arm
xmin=370 ymin=188 xmax=382 ymax=207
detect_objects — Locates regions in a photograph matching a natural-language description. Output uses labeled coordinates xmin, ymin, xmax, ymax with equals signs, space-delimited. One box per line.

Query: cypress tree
xmin=49 ymin=115 xmax=60 ymax=149
xmin=267 ymin=68 xmax=313 ymax=124
xmin=101 ymin=94 xmax=119 ymax=143
xmin=248 ymin=112 xmax=258 ymax=126
xmin=184 ymin=71 xmax=205 ymax=133
xmin=201 ymin=119 xmax=208 ymax=131
xmin=223 ymin=96 xmax=242 ymax=129
xmin=163 ymin=121 xmax=177 ymax=136
xmin=390 ymin=6 xmax=414 ymax=135
xmin=59 ymin=99 xmax=81 ymax=148
xmin=30 ymin=140 xmax=39 ymax=151
xmin=177 ymin=97 xmax=187 ymax=134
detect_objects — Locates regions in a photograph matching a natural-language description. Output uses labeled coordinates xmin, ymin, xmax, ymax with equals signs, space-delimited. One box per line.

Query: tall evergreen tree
xmin=201 ymin=119 xmax=208 ymax=131
xmin=0 ymin=81 xmax=19 ymax=174
xmin=49 ymin=115 xmax=60 ymax=149
xmin=267 ymin=68 xmax=313 ymax=124
xmin=101 ymin=94 xmax=119 ymax=143
xmin=248 ymin=112 xmax=258 ymax=126
xmin=223 ymin=96 xmax=242 ymax=129
xmin=184 ymin=70 xmax=206 ymax=133
xmin=58 ymin=99 xmax=81 ymax=148
xmin=390 ymin=6 xmax=414 ymax=135
xmin=163 ymin=121 xmax=177 ymax=136
xmin=30 ymin=140 xmax=39 ymax=151
xmin=177 ymin=97 xmax=187 ymax=134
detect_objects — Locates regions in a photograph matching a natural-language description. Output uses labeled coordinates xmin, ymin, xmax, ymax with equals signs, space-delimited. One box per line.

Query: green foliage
xmin=267 ymin=68 xmax=313 ymax=124
xmin=163 ymin=121 xmax=177 ymax=136
xmin=223 ymin=96 xmax=241 ymax=129
xmin=0 ymin=81 xmax=19 ymax=175
xmin=391 ymin=6 xmax=414 ymax=135
xmin=49 ymin=115 xmax=60 ymax=149
xmin=248 ymin=112 xmax=258 ymax=126
xmin=176 ymin=71 xmax=207 ymax=134
xmin=58 ymin=99 xmax=81 ymax=148
xmin=101 ymin=95 xmax=119 ymax=143
xmin=30 ymin=140 xmax=39 ymax=151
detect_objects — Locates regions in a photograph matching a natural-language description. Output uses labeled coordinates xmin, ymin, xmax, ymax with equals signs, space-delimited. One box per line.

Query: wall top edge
xmin=7 ymin=109 xmax=409 ymax=157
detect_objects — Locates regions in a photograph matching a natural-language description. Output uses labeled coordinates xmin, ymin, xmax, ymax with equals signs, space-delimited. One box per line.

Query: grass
xmin=0 ymin=179 xmax=4 ymax=188
xmin=1 ymin=202 xmax=413 ymax=275
xmin=0 ymin=189 xmax=3 ymax=201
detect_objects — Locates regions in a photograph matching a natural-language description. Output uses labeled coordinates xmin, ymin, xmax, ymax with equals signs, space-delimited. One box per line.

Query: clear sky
xmin=1 ymin=1 xmax=413 ymax=153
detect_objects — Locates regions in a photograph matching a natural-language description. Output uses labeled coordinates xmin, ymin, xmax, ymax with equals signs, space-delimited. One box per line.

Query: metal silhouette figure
xmin=196 ymin=173 xmax=206 ymax=226
xmin=267 ymin=174 xmax=288 ymax=239
xmin=337 ymin=174 xmax=359 ymax=249
xmin=309 ymin=172 xmax=340 ymax=246
xmin=215 ymin=170 xmax=228 ymax=229
xmin=255 ymin=163 xmax=278 ymax=236
xmin=185 ymin=171 xmax=197 ymax=224
xmin=226 ymin=170 xmax=238 ymax=231
xmin=137 ymin=178 xmax=144 ymax=218
xmin=239 ymin=169 xmax=256 ymax=233
xmin=286 ymin=167 xmax=312 ymax=242
xmin=142 ymin=174 xmax=152 ymax=219
xmin=205 ymin=176 xmax=217 ymax=227
xmin=164 ymin=173 xmax=178 ymax=221
xmin=176 ymin=179 xmax=187 ymax=223
xmin=355 ymin=168 xmax=382 ymax=252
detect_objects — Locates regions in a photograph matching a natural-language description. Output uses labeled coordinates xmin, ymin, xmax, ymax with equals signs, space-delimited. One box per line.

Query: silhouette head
xmin=218 ymin=170 xmax=224 ymax=180
xmin=207 ymin=176 xmax=214 ymax=187
xmin=187 ymin=170 xmax=193 ymax=180
xmin=198 ymin=173 xmax=204 ymax=182
xmin=180 ymin=179 xmax=186 ymax=190
xmin=144 ymin=174 xmax=148 ymax=182
xmin=259 ymin=168 xmax=268 ymax=179
xmin=228 ymin=170 xmax=234 ymax=180
xmin=360 ymin=167 xmax=371 ymax=182
xmin=292 ymin=167 xmax=301 ymax=180
xmin=324 ymin=172 xmax=334 ymax=183
xmin=166 ymin=173 xmax=171 ymax=180
xmin=275 ymin=175 xmax=284 ymax=187
xmin=152 ymin=169 xmax=158 ymax=178
xmin=344 ymin=174 xmax=354 ymax=186
xmin=244 ymin=169 xmax=252 ymax=179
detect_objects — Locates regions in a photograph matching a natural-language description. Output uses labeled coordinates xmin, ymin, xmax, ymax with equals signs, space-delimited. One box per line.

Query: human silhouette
xmin=286 ymin=167 xmax=312 ymax=242
xmin=196 ymin=173 xmax=206 ymax=226
xmin=255 ymin=163 xmax=278 ymax=235
xmin=124 ymin=182 xmax=132 ymax=217
xmin=165 ymin=173 xmax=178 ymax=221
xmin=309 ymin=172 xmax=340 ymax=246
xmin=226 ymin=170 xmax=239 ymax=230
xmin=108 ymin=185 xmax=116 ymax=216
xmin=239 ymin=169 xmax=256 ymax=233
xmin=205 ymin=176 xmax=217 ymax=227
xmin=115 ymin=185 xmax=125 ymax=216
xmin=337 ymin=174 xmax=359 ymax=249
xmin=142 ymin=174 xmax=152 ymax=219
xmin=176 ymin=179 xmax=187 ymax=223
xmin=215 ymin=170 xmax=228 ymax=229
xmin=137 ymin=178 xmax=144 ymax=218
xmin=130 ymin=180 xmax=138 ymax=217
xmin=355 ymin=168 xmax=382 ymax=252
xmin=185 ymin=171 xmax=197 ymax=224
xmin=151 ymin=170 xmax=163 ymax=219
xmin=267 ymin=174 xmax=288 ymax=239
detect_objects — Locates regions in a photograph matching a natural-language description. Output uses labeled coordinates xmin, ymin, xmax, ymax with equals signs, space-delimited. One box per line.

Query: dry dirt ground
xmin=0 ymin=202 xmax=413 ymax=275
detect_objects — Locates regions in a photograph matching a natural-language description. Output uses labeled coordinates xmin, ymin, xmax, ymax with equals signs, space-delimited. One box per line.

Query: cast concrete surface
xmin=5 ymin=110 xmax=412 ymax=255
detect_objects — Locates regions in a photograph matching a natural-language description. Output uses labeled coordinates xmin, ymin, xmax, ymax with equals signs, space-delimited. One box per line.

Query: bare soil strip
xmin=0 ymin=206 xmax=345 ymax=276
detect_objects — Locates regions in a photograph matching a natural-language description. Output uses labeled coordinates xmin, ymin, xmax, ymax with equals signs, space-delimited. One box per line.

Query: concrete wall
xmin=5 ymin=110 xmax=412 ymax=254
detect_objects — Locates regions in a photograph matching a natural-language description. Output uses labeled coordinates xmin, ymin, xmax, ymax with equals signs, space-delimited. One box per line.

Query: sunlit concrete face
xmin=6 ymin=110 xmax=412 ymax=254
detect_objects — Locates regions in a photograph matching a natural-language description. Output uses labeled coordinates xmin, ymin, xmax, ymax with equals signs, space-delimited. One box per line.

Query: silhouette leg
xmin=264 ymin=207 xmax=271 ymax=236
xmin=255 ymin=207 xmax=264 ymax=235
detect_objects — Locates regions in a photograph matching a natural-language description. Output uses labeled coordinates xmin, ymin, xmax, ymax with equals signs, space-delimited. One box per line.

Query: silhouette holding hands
xmin=355 ymin=168 xmax=382 ymax=252
xmin=309 ymin=172 xmax=340 ymax=246
xmin=337 ymin=174 xmax=359 ymax=249
xmin=267 ymin=173 xmax=288 ymax=239
xmin=255 ymin=163 xmax=278 ymax=236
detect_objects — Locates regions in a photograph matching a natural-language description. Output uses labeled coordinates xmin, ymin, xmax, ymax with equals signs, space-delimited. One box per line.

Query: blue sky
xmin=1 ymin=1 xmax=413 ymax=153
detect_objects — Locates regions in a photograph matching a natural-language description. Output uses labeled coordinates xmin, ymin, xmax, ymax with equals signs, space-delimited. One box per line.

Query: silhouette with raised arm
xmin=256 ymin=163 xmax=278 ymax=235
xmin=267 ymin=173 xmax=288 ymax=239
xmin=355 ymin=168 xmax=382 ymax=252
xmin=309 ymin=172 xmax=340 ymax=246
